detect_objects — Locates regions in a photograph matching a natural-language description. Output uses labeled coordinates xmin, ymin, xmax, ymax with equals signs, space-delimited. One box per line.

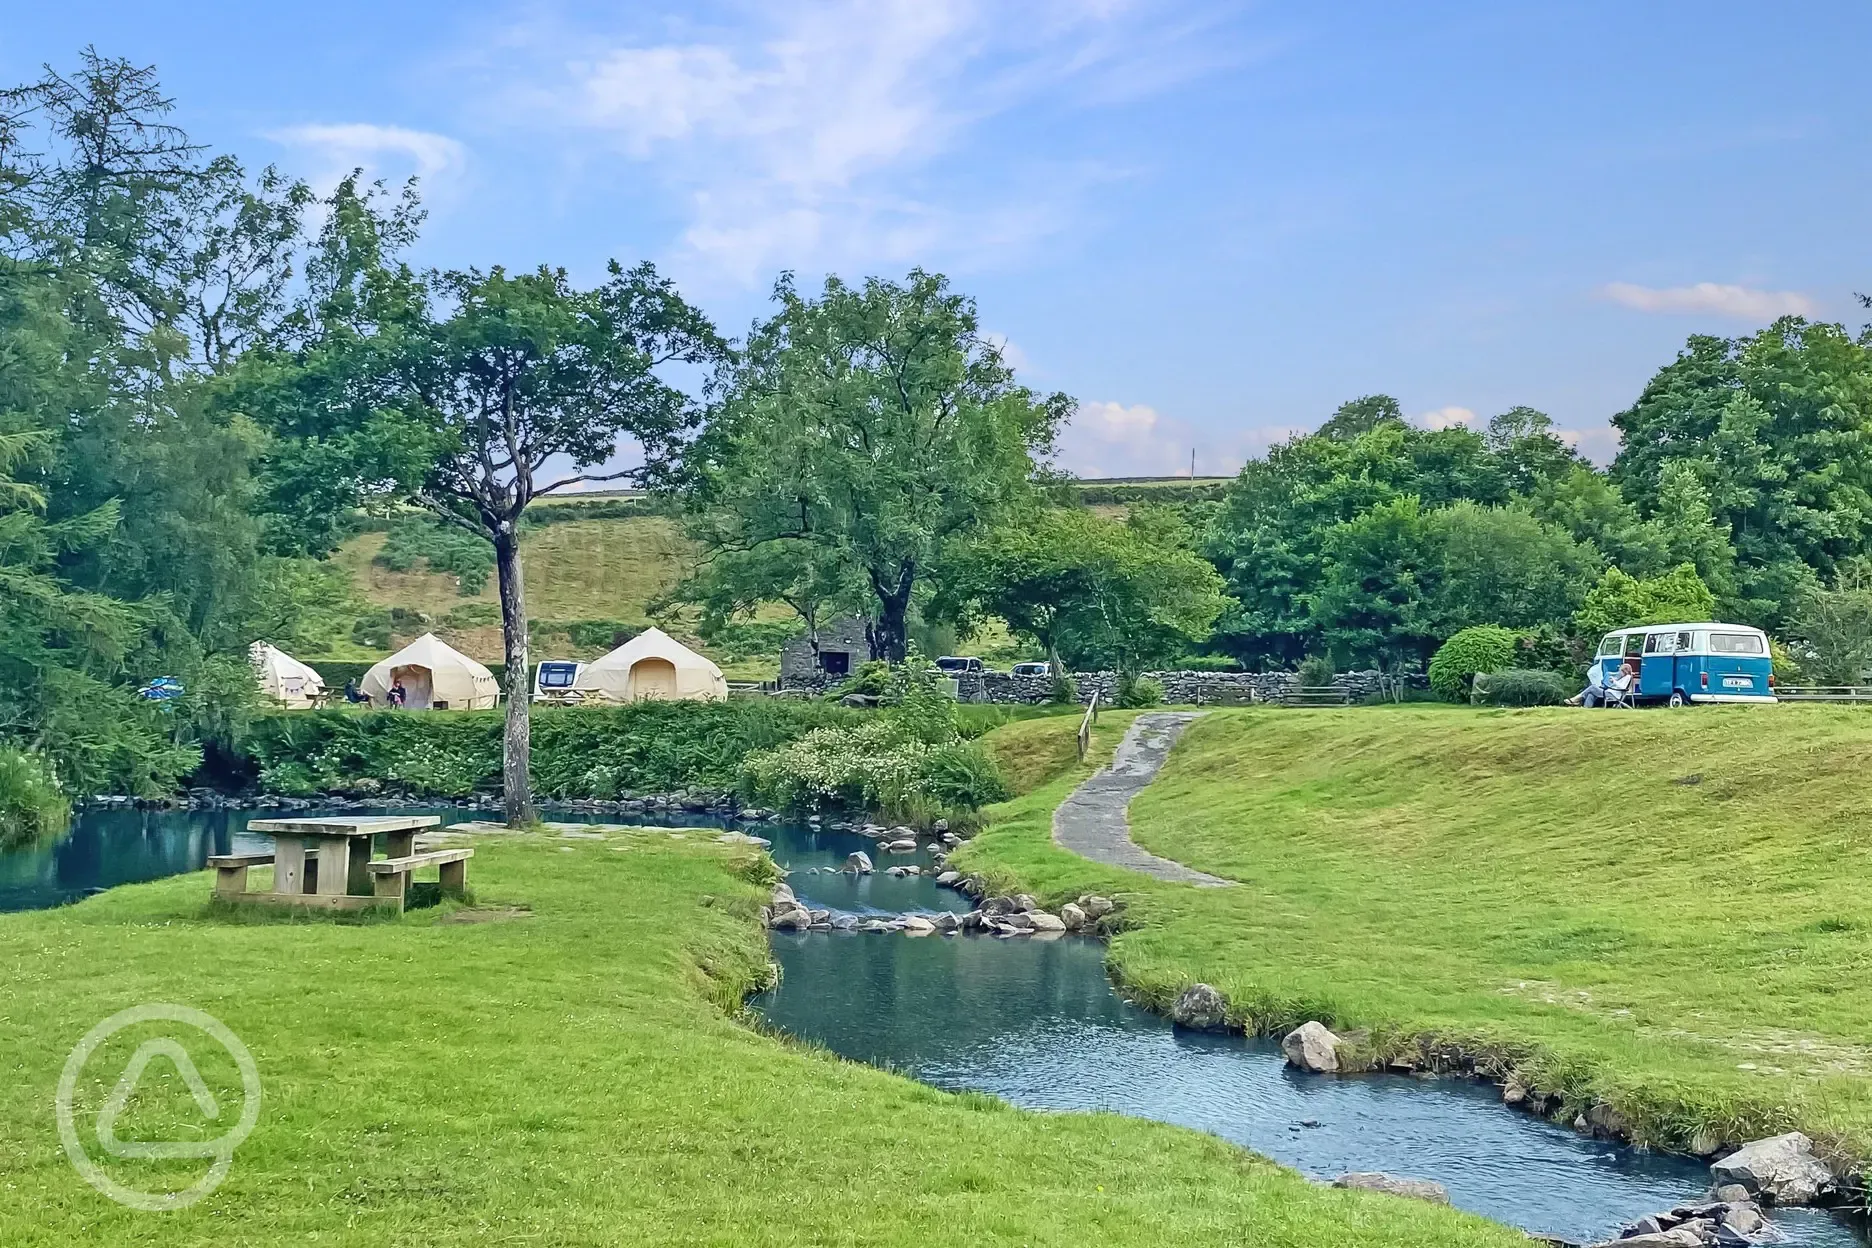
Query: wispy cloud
xmin=1413 ymin=405 xmax=1477 ymax=430
xmin=1057 ymin=399 xmax=1277 ymax=478
xmin=267 ymin=123 xmax=468 ymax=196
xmin=482 ymin=0 xmax=1239 ymax=285
xmin=1600 ymin=281 xmax=1816 ymax=320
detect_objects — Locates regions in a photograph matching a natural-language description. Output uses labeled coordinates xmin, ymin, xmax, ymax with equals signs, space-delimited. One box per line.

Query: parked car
xmin=935 ymin=656 xmax=985 ymax=675
xmin=532 ymin=659 xmax=585 ymax=703
xmin=1591 ymin=623 xmax=1775 ymax=706
xmin=1011 ymin=661 xmax=1051 ymax=677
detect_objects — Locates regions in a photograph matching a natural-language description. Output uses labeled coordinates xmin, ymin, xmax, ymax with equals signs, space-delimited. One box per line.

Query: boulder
xmin=981 ymin=896 xmax=1016 ymax=918
xmin=1331 ymin=1173 xmax=1449 ymax=1204
xmin=961 ymin=910 xmax=985 ymax=930
xmin=1012 ymin=893 xmax=1039 ymax=912
xmin=846 ymin=851 xmax=874 ymax=875
xmin=901 ymin=916 xmax=936 ymax=936
xmin=768 ymin=905 xmax=811 ymax=930
xmin=1169 ymin=983 xmax=1229 ymax=1032
xmin=1001 ymin=912 xmax=1035 ymax=931
xmin=936 ymin=871 xmax=961 ymax=886
xmin=771 ymin=883 xmax=797 ymax=906
xmin=1080 ymin=895 xmax=1114 ymax=919
xmin=1059 ymin=902 xmax=1087 ymax=930
xmin=884 ymin=839 xmax=918 ymax=854
xmin=1028 ymin=912 xmax=1067 ymax=933
xmin=1709 ymin=1184 xmax=1751 ymax=1205
xmin=1584 ymin=1100 xmax=1629 ymax=1139
xmin=931 ymin=911 xmax=961 ymax=933
xmin=1709 ymin=1132 xmax=1833 ymax=1206
xmin=1596 ymin=1231 xmax=1705 ymax=1248
xmin=1281 ymin=1021 xmax=1342 ymax=1073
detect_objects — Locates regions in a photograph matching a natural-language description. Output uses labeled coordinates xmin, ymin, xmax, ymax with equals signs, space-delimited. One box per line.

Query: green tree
xmin=1427 ymin=501 xmax=1601 ymax=632
xmin=1306 ymin=496 xmax=1443 ymax=669
xmin=1484 ymin=406 xmax=1583 ymax=495
xmin=1573 ymin=564 xmax=1717 ymax=640
xmin=1787 ymin=561 xmax=1872 ymax=684
xmin=682 ymin=270 xmax=1069 ymax=663
xmin=1318 ymin=393 xmax=1404 ymax=440
xmin=344 ymin=263 xmax=722 ymax=825
xmin=1612 ymin=319 xmax=1872 ymax=623
xmin=947 ymin=506 xmax=1227 ymax=673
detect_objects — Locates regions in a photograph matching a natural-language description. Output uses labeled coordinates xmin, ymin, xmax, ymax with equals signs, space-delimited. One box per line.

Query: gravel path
xmin=1051 ymin=712 xmax=1232 ymax=887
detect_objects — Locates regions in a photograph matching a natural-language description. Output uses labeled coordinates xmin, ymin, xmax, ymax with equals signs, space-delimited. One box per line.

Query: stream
xmin=6 ymin=807 xmax=1867 ymax=1247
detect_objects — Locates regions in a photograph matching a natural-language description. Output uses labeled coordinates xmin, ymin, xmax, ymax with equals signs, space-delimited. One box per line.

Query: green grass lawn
xmin=0 ymin=829 xmax=1520 ymax=1246
xmin=955 ymin=703 xmax=1872 ymax=1165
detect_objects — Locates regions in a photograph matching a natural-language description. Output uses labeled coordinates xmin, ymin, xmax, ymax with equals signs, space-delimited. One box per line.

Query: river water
xmin=5 ymin=808 xmax=1865 ymax=1246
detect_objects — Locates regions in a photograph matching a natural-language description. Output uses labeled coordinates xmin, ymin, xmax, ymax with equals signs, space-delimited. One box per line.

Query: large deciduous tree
xmin=682 ymin=270 xmax=1069 ymax=662
xmin=945 ymin=506 xmax=1228 ymax=674
xmin=377 ymin=263 xmax=722 ymax=825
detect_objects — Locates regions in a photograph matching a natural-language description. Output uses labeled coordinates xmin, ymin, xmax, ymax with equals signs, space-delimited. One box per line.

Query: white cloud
xmin=1055 ymin=399 xmax=1269 ymax=478
xmin=1413 ymin=405 xmax=1476 ymax=431
xmin=485 ymin=1 xmax=1232 ymax=285
xmin=1601 ymin=281 xmax=1816 ymax=320
xmin=267 ymin=123 xmax=467 ymax=195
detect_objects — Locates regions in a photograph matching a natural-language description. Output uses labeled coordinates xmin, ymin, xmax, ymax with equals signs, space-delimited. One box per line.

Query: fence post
xmin=1077 ymin=691 xmax=1101 ymax=762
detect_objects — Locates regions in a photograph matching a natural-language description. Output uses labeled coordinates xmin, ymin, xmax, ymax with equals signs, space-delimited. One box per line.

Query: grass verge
xmin=953 ymin=704 xmax=1872 ymax=1171
xmin=0 ymin=827 xmax=1521 ymax=1245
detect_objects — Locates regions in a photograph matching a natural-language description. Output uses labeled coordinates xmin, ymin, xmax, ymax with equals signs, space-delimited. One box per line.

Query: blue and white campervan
xmin=532 ymin=659 xmax=585 ymax=703
xmin=1591 ymin=623 xmax=1776 ymax=706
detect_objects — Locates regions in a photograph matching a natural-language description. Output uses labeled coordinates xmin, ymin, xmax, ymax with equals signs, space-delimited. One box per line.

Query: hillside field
xmin=956 ymin=702 xmax=1872 ymax=1163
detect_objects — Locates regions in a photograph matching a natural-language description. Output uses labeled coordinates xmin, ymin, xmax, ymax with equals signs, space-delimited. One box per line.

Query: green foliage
xmin=0 ymin=748 xmax=70 ymax=848
xmin=533 ymin=618 xmax=640 ymax=652
xmin=240 ymin=700 xmax=856 ymax=798
xmin=1113 ymin=675 xmax=1164 ymax=708
xmin=375 ymin=515 xmax=494 ymax=594
xmin=444 ymin=602 xmax=501 ymax=629
xmin=1428 ymin=626 xmax=1520 ymax=701
xmin=1296 ymin=654 xmax=1335 ymax=687
xmin=1048 ymin=673 xmax=1080 ymax=704
xmin=1469 ymin=669 xmax=1572 ymax=706
xmin=946 ymin=505 xmax=1228 ymax=674
xmin=679 ymin=269 xmax=1070 ymax=661
xmin=1573 ymin=564 xmax=1718 ymax=640
xmin=1065 ymin=481 xmax=1228 ymax=505
xmin=835 ymin=660 xmax=893 ymax=699
xmin=738 ymin=716 xmax=1007 ymax=818
xmin=1612 ymin=319 xmax=1872 ymax=624
xmin=1786 ymin=562 xmax=1872 ymax=684
xmin=695 ymin=618 xmax=803 ymax=662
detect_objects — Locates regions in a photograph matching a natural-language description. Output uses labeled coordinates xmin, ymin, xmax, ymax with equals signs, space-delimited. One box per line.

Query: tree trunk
xmin=875 ymin=593 xmax=910 ymax=663
xmin=494 ymin=524 xmax=536 ymax=827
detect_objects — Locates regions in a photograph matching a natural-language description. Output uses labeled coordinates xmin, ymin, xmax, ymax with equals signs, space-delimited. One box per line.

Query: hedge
xmin=239 ymin=700 xmax=857 ymax=799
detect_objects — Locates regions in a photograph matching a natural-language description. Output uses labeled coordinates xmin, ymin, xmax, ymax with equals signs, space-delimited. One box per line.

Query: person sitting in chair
xmin=1569 ymin=660 xmax=1635 ymax=707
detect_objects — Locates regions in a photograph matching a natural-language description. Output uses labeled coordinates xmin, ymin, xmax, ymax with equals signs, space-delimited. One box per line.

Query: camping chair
xmin=1601 ymin=674 xmax=1638 ymax=709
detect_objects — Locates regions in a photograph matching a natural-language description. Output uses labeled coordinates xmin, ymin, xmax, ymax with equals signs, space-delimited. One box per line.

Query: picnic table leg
xmin=272 ymin=835 xmax=308 ymax=896
xmin=372 ymin=869 xmax=407 ymax=912
xmin=438 ymin=857 xmax=468 ymax=899
xmin=345 ymin=838 xmax=372 ymax=895
xmin=314 ymin=836 xmax=353 ymax=897
xmin=214 ymin=863 xmax=249 ymax=898
xmin=384 ymin=830 xmax=416 ymax=859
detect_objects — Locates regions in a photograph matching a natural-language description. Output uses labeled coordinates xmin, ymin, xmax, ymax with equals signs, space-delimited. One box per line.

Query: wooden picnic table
xmin=213 ymin=815 xmax=470 ymax=913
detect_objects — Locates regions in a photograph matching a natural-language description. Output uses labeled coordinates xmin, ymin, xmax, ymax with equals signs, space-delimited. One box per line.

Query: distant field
xmin=325 ymin=516 xmax=786 ymax=679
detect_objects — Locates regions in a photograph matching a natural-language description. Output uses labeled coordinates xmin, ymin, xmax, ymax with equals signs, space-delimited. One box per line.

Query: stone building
xmin=778 ymin=616 xmax=873 ymax=689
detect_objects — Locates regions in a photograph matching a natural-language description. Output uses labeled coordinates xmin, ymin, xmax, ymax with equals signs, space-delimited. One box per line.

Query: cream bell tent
xmin=250 ymin=642 xmax=326 ymax=709
xmin=573 ymin=627 xmax=727 ymax=703
xmin=361 ymin=633 xmax=500 ymax=710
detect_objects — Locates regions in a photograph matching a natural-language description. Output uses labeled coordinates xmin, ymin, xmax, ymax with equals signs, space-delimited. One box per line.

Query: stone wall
xmin=951 ymin=668 xmax=1424 ymax=706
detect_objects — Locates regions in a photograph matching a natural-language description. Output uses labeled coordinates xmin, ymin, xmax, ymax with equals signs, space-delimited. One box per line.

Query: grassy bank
xmin=954 ymin=704 xmax=1872 ymax=1166
xmin=0 ymin=832 xmax=1519 ymax=1245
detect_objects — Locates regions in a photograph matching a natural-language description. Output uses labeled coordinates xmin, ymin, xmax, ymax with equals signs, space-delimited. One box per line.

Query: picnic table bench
xmin=211 ymin=815 xmax=472 ymax=913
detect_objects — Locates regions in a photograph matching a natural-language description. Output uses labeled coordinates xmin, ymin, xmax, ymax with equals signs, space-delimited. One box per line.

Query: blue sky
xmin=6 ymin=2 xmax=1869 ymax=476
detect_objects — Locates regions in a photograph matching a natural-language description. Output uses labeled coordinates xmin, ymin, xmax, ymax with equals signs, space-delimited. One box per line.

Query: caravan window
xmin=1643 ymin=633 xmax=1663 ymax=654
xmin=538 ymin=663 xmax=577 ymax=688
xmin=1676 ymin=631 xmax=1693 ymax=652
xmin=1711 ymin=632 xmax=1766 ymax=655
xmin=1598 ymin=635 xmax=1622 ymax=658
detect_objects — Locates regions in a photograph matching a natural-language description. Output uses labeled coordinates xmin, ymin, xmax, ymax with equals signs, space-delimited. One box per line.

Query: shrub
xmin=834 ymin=660 xmax=893 ymax=699
xmin=1470 ymin=669 xmax=1572 ymax=707
xmin=0 ymin=749 xmax=70 ymax=848
xmin=737 ymin=720 xmax=1008 ymax=818
xmin=1048 ymin=673 xmax=1079 ymax=705
xmin=1114 ymin=675 xmax=1163 ymax=708
xmin=375 ymin=515 xmax=494 ymax=595
xmin=241 ymin=700 xmax=855 ymax=799
xmin=1296 ymin=654 xmax=1335 ymax=687
xmin=1175 ymin=654 xmax=1244 ymax=672
xmin=1428 ymin=626 xmax=1520 ymax=701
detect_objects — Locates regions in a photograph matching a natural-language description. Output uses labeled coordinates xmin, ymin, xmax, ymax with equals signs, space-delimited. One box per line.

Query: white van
xmin=532 ymin=659 xmax=585 ymax=703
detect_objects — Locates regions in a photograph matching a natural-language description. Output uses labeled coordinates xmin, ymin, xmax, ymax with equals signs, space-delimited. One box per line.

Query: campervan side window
xmin=1711 ymin=632 xmax=1765 ymax=655
xmin=1597 ymin=635 xmax=1621 ymax=658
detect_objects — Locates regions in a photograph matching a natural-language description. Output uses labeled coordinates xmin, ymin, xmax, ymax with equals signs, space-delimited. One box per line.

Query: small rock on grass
xmin=1331 ymin=1173 xmax=1449 ymax=1204
xmin=1028 ymin=912 xmax=1066 ymax=932
xmin=1059 ymin=902 xmax=1086 ymax=930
